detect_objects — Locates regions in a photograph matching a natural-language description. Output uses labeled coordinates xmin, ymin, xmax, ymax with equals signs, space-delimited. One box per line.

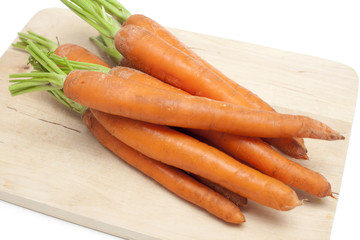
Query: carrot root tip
xmin=330 ymin=192 xmax=339 ymax=200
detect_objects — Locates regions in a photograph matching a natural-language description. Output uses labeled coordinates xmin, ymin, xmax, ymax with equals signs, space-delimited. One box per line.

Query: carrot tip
xmin=334 ymin=132 xmax=345 ymax=140
xmin=330 ymin=192 xmax=339 ymax=200
xmin=237 ymin=215 xmax=246 ymax=224
xmin=296 ymin=153 xmax=309 ymax=160
xmin=224 ymin=210 xmax=246 ymax=224
xmin=326 ymin=133 xmax=345 ymax=141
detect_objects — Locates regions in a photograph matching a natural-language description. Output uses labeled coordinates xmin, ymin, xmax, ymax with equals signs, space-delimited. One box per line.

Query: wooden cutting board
xmin=0 ymin=8 xmax=357 ymax=240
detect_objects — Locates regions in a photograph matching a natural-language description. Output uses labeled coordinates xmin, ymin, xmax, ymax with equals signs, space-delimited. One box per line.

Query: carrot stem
xmin=13 ymin=31 xmax=59 ymax=52
xmin=49 ymin=54 xmax=111 ymax=74
xmin=9 ymin=84 xmax=59 ymax=96
xmin=92 ymin=0 xmax=131 ymax=24
xmin=61 ymin=0 xmax=121 ymax=38
xmin=90 ymin=35 xmax=123 ymax=63
xmin=61 ymin=0 xmax=126 ymax=65
xmin=49 ymin=89 xmax=87 ymax=114
xmin=9 ymin=72 xmax=65 ymax=94
xmin=25 ymin=41 xmax=63 ymax=75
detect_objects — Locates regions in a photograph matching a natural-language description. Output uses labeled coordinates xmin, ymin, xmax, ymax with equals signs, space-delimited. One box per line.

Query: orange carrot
xmin=90 ymin=108 xmax=301 ymax=211
xmin=122 ymin=14 xmax=308 ymax=159
xmin=63 ymin=70 xmax=343 ymax=140
xmin=110 ymin=66 xmax=332 ymax=197
xmin=82 ymin=109 xmax=245 ymax=223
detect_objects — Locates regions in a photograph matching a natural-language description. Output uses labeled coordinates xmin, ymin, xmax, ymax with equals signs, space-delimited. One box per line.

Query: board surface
xmin=0 ymin=8 xmax=358 ymax=240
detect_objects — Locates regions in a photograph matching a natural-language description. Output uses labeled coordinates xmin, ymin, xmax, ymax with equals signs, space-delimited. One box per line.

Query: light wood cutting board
xmin=0 ymin=8 xmax=357 ymax=240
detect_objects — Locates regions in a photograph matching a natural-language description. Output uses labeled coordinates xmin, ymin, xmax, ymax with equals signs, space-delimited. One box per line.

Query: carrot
xmin=63 ymin=69 xmax=343 ymax=140
xmin=13 ymin=31 xmax=111 ymax=68
xmin=189 ymin=173 xmax=248 ymax=208
xmin=110 ymin=66 xmax=332 ymax=197
xmin=90 ymin=108 xmax=301 ymax=211
xmin=83 ymin=109 xmax=245 ymax=224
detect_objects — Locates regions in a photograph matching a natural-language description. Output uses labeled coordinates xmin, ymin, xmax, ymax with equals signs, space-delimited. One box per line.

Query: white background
xmin=0 ymin=1 xmax=359 ymax=239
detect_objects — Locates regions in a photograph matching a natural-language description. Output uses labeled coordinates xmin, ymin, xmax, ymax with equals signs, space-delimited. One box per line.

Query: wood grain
xmin=0 ymin=8 xmax=357 ymax=240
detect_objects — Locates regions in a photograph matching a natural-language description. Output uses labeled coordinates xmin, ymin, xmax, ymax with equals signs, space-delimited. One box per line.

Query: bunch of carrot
xmin=8 ymin=0 xmax=345 ymax=224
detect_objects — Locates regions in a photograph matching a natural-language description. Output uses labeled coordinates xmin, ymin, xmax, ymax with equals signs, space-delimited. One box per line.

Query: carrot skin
xmin=82 ymin=109 xmax=245 ymax=224
xmin=123 ymin=14 xmax=308 ymax=159
xmin=64 ymin=70 xmax=344 ymax=140
xmin=110 ymin=66 xmax=185 ymax=95
xmin=54 ymin=43 xmax=111 ymax=68
xmin=90 ymin=108 xmax=301 ymax=211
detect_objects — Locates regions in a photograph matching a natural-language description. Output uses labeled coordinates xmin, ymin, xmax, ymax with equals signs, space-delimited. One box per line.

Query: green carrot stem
xmin=61 ymin=0 xmax=121 ymax=38
xmin=90 ymin=35 xmax=123 ymax=64
xmin=92 ymin=0 xmax=131 ymax=24
xmin=49 ymin=54 xmax=111 ymax=73
xmin=9 ymin=72 xmax=65 ymax=79
xmin=17 ymin=31 xmax=58 ymax=51
xmin=48 ymin=90 xmax=87 ymax=114
xmin=25 ymin=41 xmax=64 ymax=75
xmin=9 ymin=70 xmax=65 ymax=96
xmin=12 ymin=31 xmax=59 ymax=53
xmin=12 ymin=42 xmax=28 ymax=50
xmin=9 ymin=83 xmax=61 ymax=96
xmin=61 ymin=0 xmax=132 ymax=65
xmin=9 ymin=78 xmax=50 ymax=83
